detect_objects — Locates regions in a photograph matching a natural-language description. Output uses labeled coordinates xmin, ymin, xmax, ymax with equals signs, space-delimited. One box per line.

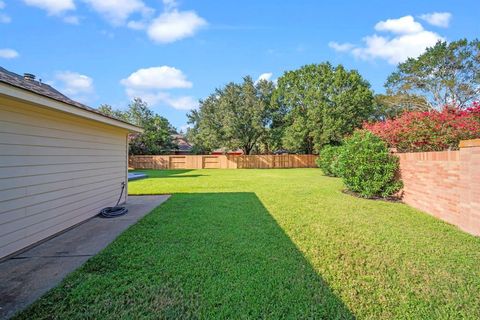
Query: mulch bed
xmin=342 ymin=189 xmax=403 ymax=203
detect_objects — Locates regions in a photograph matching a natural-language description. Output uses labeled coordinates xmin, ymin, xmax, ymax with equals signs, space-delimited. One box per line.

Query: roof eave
xmin=0 ymin=83 xmax=143 ymax=133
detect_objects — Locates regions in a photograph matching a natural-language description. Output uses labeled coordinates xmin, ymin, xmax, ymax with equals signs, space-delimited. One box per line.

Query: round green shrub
xmin=338 ymin=130 xmax=403 ymax=198
xmin=317 ymin=145 xmax=343 ymax=177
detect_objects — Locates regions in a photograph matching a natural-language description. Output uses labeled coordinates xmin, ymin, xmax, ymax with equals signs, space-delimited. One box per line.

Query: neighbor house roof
xmin=0 ymin=67 xmax=142 ymax=133
xmin=211 ymin=147 xmax=244 ymax=155
xmin=171 ymin=134 xmax=193 ymax=152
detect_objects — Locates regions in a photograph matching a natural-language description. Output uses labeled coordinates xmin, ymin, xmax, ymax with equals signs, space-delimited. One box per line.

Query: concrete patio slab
xmin=0 ymin=195 xmax=169 ymax=320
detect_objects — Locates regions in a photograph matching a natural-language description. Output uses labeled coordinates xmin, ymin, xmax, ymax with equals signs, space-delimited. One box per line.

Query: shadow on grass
xmin=15 ymin=192 xmax=353 ymax=319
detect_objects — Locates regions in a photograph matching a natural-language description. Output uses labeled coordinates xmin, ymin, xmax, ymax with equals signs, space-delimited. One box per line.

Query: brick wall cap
xmin=459 ymin=139 xmax=480 ymax=148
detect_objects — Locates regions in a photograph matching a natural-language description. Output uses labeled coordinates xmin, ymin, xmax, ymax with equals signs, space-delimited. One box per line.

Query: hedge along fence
xmin=129 ymin=154 xmax=318 ymax=170
xmin=395 ymin=138 xmax=480 ymax=236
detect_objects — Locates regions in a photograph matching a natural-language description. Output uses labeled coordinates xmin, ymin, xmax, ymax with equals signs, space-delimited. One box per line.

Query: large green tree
xmin=273 ymin=63 xmax=374 ymax=153
xmin=386 ymin=39 xmax=480 ymax=109
xmin=98 ymin=98 xmax=177 ymax=155
xmin=187 ymin=76 xmax=276 ymax=155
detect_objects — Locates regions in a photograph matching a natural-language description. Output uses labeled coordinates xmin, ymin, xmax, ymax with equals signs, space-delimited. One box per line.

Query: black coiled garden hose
xmin=99 ymin=182 xmax=128 ymax=218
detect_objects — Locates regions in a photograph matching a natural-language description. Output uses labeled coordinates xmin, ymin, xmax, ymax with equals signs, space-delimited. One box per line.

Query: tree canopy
xmin=372 ymin=93 xmax=430 ymax=120
xmin=273 ymin=63 xmax=374 ymax=153
xmin=386 ymin=39 xmax=480 ymax=109
xmin=98 ymin=98 xmax=177 ymax=155
xmin=187 ymin=76 xmax=276 ymax=155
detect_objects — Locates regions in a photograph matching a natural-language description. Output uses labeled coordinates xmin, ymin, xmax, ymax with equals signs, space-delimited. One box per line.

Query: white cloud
xmin=255 ymin=72 xmax=278 ymax=86
xmin=0 ymin=13 xmax=10 ymax=23
xmin=162 ymin=0 xmax=178 ymax=10
xmin=375 ymin=15 xmax=423 ymax=34
xmin=0 ymin=48 xmax=19 ymax=59
xmin=329 ymin=41 xmax=355 ymax=52
xmin=157 ymin=94 xmax=198 ymax=110
xmin=82 ymin=0 xmax=152 ymax=26
xmin=147 ymin=9 xmax=207 ymax=43
xmin=127 ymin=20 xmax=146 ymax=30
xmin=122 ymin=66 xmax=197 ymax=110
xmin=0 ymin=1 xmax=10 ymax=23
xmin=352 ymin=31 xmax=443 ymax=64
xmin=179 ymin=124 xmax=191 ymax=133
xmin=81 ymin=0 xmax=206 ymax=44
xmin=121 ymin=66 xmax=192 ymax=90
xmin=55 ymin=71 xmax=94 ymax=102
xmin=329 ymin=15 xmax=445 ymax=64
xmin=420 ymin=12 xmax=452 ymax=28
xmin=100 ymin=30 xmax=115 ymax=38
xmin=63 ymin=15 xmax=79 ymax=24
xmin=126 ymin=90 xmax=198 ymax=110
xmin=256 ymin=72 xmax=273 ymax=82
xmin=23 ymin=0 xmax=75 ymax=15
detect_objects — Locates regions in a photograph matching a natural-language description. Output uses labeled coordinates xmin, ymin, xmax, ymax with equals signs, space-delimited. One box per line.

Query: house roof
xmin=171 ymin=134 xmax=193 ymax=152
xmin=211 ymin=147 xmax=244 ymax=154
xmin=0 ymin=67 xmax=142 ymax=132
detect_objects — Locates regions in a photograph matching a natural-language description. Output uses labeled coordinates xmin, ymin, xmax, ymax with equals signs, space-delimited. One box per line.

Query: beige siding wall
xmin=0 ymin=97 xmax=128 ymax=259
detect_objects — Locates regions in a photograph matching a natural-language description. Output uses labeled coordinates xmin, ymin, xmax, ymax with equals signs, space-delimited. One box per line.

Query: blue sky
xmin=1 ymin=0 xmax=479 ymax=130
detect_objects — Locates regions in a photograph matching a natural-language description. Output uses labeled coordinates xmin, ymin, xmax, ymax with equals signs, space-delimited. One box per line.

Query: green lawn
xmin=17 ymin=169 xmax=480 ymax=319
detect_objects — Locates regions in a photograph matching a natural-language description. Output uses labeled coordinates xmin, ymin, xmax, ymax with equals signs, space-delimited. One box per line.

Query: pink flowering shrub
xmin=363 ymin=102 xmax=480 ymax=152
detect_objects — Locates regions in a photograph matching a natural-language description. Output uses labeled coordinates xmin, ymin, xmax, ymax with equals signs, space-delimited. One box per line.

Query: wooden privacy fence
xmin=129 ymin=154 xmax=318 ymax=170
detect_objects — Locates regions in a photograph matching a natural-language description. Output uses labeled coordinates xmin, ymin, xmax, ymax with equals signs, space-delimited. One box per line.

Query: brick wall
xmin=396 ymin=139 xmax=480 ymax=236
